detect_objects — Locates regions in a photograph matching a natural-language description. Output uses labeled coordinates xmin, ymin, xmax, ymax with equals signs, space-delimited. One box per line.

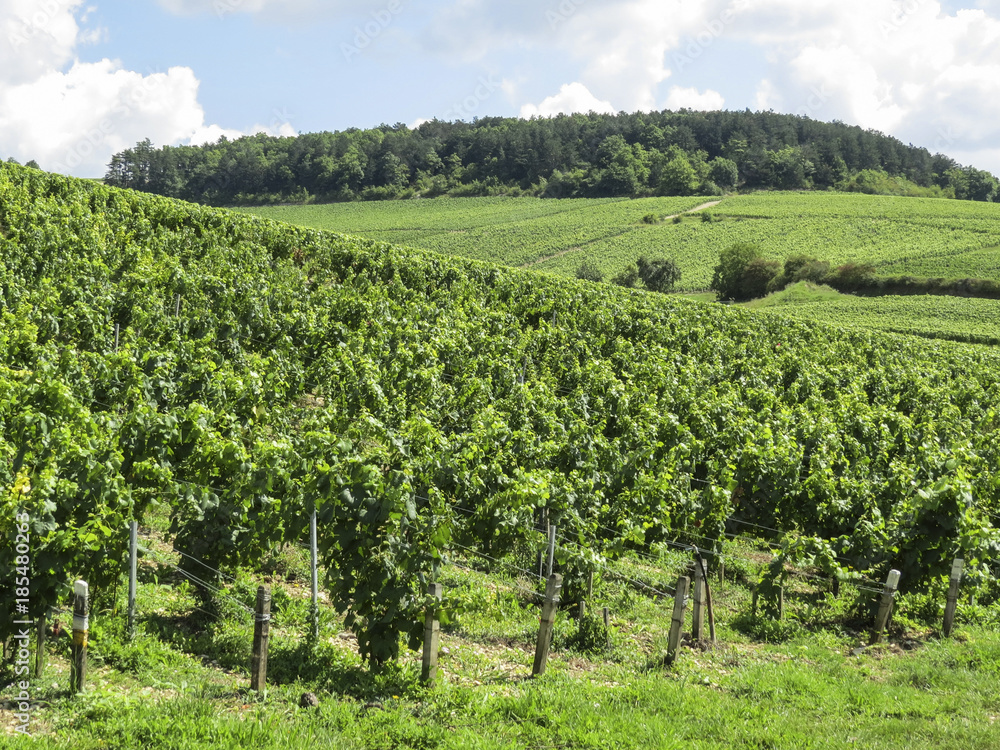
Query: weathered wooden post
xmin=692 ymin=556 xmax=707 ymax=642
xmin=310 ymin=507 xmax=319 ymax=641
xmin=545 ymin=524 xmax=557 ymax=578
xmin=943 ymin=559 xmax=965 ymax=637
xmin=665 ymin=576 xmax=690 ymax=666
xmin=128 ymin=520 xmax=138 ymax=640
xmin=871 ymin=569 xmax=901 ymax=645
xmin=70 ymin=580 xmax=89 ymax=693
xmin=34 ymin=611 xmax=46 ymax=678
xmin=250 ymin=586 xmax=271 ymax=691
xmin=421 ymin=583 xmax=443 ymax=687
xmin=532 ymin=574 xmax=562 ymax=676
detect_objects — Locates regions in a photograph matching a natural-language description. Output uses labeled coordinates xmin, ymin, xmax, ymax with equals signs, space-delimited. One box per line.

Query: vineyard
xmin=247 ymin=192 xmax=1000 ymax=293
xmin=756 ymin=284 xmax=1000 ymax=346
xmin=3 ymin=162 xmax=1000 ymax=744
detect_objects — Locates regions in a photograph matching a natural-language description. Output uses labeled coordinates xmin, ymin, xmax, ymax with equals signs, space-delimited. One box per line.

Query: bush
xmin=711 ymin=243 xmax=778 ymax=301
xmin=612 ymin=266 xmax=640 ymax=288
xmin=641 ymin=213 xmax=659 ymax=224
xmin=636 ymin=255 xmax=682 ymax=293
xmin=576 ymin=261 xmax=604 ymax=283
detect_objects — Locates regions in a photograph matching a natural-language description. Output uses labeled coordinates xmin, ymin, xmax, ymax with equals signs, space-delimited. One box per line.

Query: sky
xmin=3 ymin=0 xmax=1000 ymax=178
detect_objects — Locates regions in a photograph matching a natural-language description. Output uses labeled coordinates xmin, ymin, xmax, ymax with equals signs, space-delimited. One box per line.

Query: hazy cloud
xmin=520 ymin=81 xmax=616 ymax=118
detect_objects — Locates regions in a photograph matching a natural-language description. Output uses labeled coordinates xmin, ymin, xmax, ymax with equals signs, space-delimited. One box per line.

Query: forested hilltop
xmin=103 ymin=110 xmax=1000 ymax=206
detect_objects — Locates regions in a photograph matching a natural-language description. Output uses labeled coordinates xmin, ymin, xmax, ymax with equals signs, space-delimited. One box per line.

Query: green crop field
xmin=245 ymin=192 xmax=1000 ymax=292
xmin=6 ymin=163 xmax=1000 ymax=747
xmin=752 ymin=282 xmax=1000 ymax=345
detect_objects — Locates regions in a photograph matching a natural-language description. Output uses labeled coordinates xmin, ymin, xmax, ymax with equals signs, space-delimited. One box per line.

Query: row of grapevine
xmin=2 ymin=162 xmax=1000 ymax=666
xmin=249 ymin=191 xmax=1000 ymax=291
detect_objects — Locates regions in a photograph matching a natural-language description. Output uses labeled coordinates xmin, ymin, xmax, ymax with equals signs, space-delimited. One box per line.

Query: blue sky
xmin=3 ymin=0 xmax=1000 ymax=178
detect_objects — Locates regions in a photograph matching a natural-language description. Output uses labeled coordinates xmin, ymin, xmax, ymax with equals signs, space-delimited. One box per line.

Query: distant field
xmin=244 ymin=192 xmax=1000 ymax=291
xmin=241 ymin=196 xmax=710 ymax=269
xmin=752 ymin=282 xmax=1000 ymax=345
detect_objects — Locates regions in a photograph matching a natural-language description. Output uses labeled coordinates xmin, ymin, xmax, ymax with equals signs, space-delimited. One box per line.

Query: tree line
xmin=102 ymin=110 xmax=999 ymax=205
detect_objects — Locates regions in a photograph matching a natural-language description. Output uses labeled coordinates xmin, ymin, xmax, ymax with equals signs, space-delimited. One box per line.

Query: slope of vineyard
xmin=245 ymin=192 xmax=1000 ymax=293
xmin=3 ymin=163 xmax=1000 ymax=661
xmin=755 ymin=283 xmax=1000 ymax=345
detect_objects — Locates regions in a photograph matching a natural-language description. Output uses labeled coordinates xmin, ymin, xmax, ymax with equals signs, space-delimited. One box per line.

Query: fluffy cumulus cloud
xmin=418 ymin=0 xmax=1000 ymax=172
xmin=664 ymin=85 xmax=725 ymax=111
xmin=0 ymin=0 xmax=286 ymax=176
xmin=520 ymin=82 xmax=615 ymax=118
xmin=734 ymin=0 xmax=1000 ymax=172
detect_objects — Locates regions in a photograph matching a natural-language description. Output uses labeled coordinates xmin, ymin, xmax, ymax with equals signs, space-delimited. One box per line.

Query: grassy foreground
xmin=5 ymin=534 xmax=1000 ymax=750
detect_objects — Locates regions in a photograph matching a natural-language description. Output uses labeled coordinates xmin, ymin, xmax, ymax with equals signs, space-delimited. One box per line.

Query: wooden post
xmin=175 ymin=294 xmax=181 ymax=317
xmin=34 ymin=611 xmax=46 ymax=678
xmin=692 ymin=557 xmax=706 ymax=642
xmin=310 ymin=507 xmax=319 ymax=641
xmin=128 ymin=520 xmax=138 ymax=640
xmin=250 ymin=586 xmax=271 ymax=691
xmin=546 ymin=524 xmax=557 ymax=578
xmin=943 ymin=559 xmax=965 ymax=637
xmin=421 ymin=583 xmax=443 ymax=686
xmin=536 ymin=509 xmax=548 ymax=579
xmin=871 ymin=569 xmax=901 ymax=645
xmin=665 ymin=576 xmax=690 ymax=666
xmin=114 ymin=322 xmax=120 ymax=352
xmin=70 ymin=580 xmax=89 ymax=693
xmin=532 ymin=574 xmax=562 ymax=676
xmin=778 ymin=586 xmax=784 ymax=620
xmin=718 ymin=557 xmax=725 ymax=583
xmin=587 ymin=570 xmax=594 ymax=600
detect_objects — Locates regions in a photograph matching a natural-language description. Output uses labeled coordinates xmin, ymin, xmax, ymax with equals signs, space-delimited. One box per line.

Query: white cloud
xmin=520 ymin=82 xmax=616 ymax=118
xmin=733 ymin=0 xmax=1000 ymax=170
xmin=664 ymin=85 xmax=724 ymax=111
xmin=0 ymin=0 xmax=284 ymax=177
xmin=1 ymin=0 xmax=85 ymax=85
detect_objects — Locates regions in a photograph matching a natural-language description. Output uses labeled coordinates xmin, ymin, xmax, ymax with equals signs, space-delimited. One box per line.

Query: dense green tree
xmin=636 ymin=256 xmax=682 ymax=293
xmin=708 ymin=157 xmax=738 ymax=190
xmin=100 ymin=111 xmax=996 ymax=205
xmin=711 ymin=243 xmax=778 ymax=301
xmin=659 ymin=155 xmax=698 ymax=196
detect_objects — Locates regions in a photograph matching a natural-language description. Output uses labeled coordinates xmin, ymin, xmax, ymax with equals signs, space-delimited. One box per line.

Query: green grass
xmin=8 ymin=538 xmax=1000 ymax=749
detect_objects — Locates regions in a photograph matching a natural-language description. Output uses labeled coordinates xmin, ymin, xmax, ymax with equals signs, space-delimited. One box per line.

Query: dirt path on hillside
xmin=521 ymin=200 xmax=723 ymax=268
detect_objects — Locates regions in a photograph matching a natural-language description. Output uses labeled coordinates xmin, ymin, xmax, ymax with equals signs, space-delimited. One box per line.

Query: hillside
xmin=5 ymin=158 xmax=1000 ymax=617
xmin=244 ymin=192 xmax=1000 ymax=302
xmin=4 ymin=162 xmax=1000 ymax=745
xmin=103 ymin=110 xmax=999 ymax=206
